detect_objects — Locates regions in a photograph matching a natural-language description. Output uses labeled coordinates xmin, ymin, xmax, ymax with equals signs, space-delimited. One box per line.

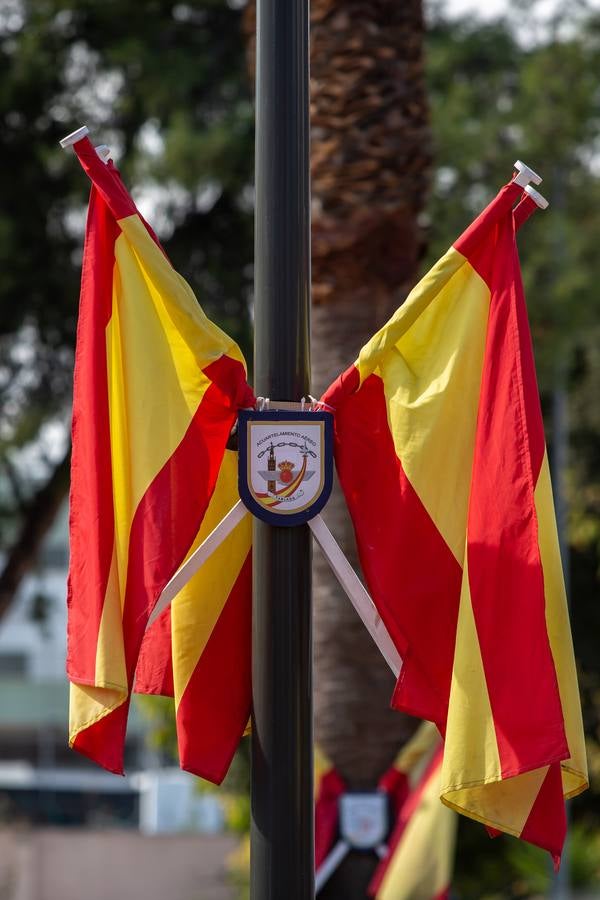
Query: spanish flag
xmin=322 ymin=181 xmax=587 ymax=859
xmin=66 ymin=136 xmax=253 ymax=783
xmin=369 ymin=723 xmax=456 ymax=900
xmin=314 ymin=723 xmax=456 ymax=898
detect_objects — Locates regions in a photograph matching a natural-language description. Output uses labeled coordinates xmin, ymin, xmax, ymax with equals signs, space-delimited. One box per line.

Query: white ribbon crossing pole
xmin=309 ymin=514 xmax=402 ymax=678
xmin=144 ymin=498 xmax=402 ymax=683
xmin=146 ymin=499 xmax=249 ymax=629
xmin=315 ymin=841 xmax=351 ymax=894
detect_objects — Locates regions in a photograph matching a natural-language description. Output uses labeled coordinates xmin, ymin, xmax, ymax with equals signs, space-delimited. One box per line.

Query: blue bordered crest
xmin=238 ymin=409 xmax=334 ymax=526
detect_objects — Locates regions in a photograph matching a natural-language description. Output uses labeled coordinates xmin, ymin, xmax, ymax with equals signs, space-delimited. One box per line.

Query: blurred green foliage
xmin=1 ymin=1 xmax=600 ymax=896
xmin=0 ymin=0 xmax=253 ymax=545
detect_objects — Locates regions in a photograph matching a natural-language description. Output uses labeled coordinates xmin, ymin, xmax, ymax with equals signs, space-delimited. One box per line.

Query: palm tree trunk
xmin=310 ymin=2 xmax=431 ymax=895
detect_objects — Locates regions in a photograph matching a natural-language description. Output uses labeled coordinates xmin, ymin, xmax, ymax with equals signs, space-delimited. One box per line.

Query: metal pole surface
xmin=251 ymin=2 xmax=313 ymax=899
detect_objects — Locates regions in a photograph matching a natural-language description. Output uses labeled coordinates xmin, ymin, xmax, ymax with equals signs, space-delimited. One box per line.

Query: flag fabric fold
xmin=321 ymin=180 xmax=587 ymax=859
xmin=67 ymin=136 xmax=254 ymax=783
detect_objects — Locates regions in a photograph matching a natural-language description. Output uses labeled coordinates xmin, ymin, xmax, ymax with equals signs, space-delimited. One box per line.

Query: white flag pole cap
xmin=513 ymin=160 xmax=543 ymax=188
xmin=95 ymin=144 xmax=111 ymax=163
xmin=59 ymin=125 xmax=89 ymax=149
xmin=524 ymin=184 xmax=549 ymax=210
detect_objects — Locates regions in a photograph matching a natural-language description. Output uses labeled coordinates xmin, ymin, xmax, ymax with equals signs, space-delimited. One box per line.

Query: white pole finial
xmin=513 ymin=160 xmax=543 ymax=188
xmin=59 ymin=125 xmax=89 ymax=149
xmin=95 ymin=144 xmax=111 ymax=164
xmin=524 ymin=184 xmax=550 ymax=210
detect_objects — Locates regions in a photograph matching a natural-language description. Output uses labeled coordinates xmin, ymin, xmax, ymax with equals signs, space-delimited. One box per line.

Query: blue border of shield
xmin=238 ymin=409 xmax=334 ymax=526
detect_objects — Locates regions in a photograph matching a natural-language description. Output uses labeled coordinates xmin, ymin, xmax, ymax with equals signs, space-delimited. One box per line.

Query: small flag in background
xmin=67 ymin=136 xmax=253 ymax=783
xmin=369 ymin=723 xmax=456 ymax=900
xmin=322 ymin=181 xmax=587 ymax=861
xmin=315 ymin=722 xmax=456 ymax=899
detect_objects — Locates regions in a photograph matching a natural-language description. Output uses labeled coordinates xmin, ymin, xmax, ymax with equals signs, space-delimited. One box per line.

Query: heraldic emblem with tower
xmin=238 ymin=409 xmax=333 ymax=526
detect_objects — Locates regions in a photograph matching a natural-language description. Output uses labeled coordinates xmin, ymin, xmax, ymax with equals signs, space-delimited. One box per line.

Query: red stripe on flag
xmin=315 ymin=768 xmax=346 ymax=870
xmin=134 ymin=607 xmax=174 ymax=696
xmin=204 ymin=357 xmax=256 ymax=411
xmin=454 ymin=181 xmax=522 ymax=287
xmin=71 ymin=700 xmax=129 ymax=776
xmin=457 ymin=190 xmax=545 ymax=479
xmin=73 ymin=138 xmax=137 ymax=221
xmin=66 ymin=187 xmax=118 ymax=683
xmin=513 ymin=253 xmax=545 ymax=480
xmin=121 ymin=359 xmax=246 ymax=683
xmin=176 ymin=551 xmax=252 ymax=784
xmin=332 ymin=371 xmax=462 ymax=729
xmin=520 ymin=763 xmax=566 ymax=863
xmin=73 ymin=357 xmax=245 ymax=775
xmin=513 ymin=194 xmax=539 ymax=231
xmin=378 ymin=766 xmax=409 ymax=819
xmin=466 ymin=217 xmax=568 ymax=780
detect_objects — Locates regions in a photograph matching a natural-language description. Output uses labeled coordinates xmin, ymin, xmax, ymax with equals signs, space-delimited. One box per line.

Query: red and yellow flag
xmin=66 ymin=136 xmax=253 ymax=783
xmin=370 ymin=723 xmax=456 ymax=900
xmin=314 ymin=723 xmax=456 ymax=899
xmin=322 ymin=181 xmax=587 ymax=859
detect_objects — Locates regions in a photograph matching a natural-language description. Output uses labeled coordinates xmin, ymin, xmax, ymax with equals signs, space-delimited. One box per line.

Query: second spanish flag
xmin=322 ymin=181 xmax=587 ymax=860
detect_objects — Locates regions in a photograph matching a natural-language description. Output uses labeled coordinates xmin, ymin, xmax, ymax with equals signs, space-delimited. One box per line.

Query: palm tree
xmin=245 ymin=2 xmax=432 ymax=894
xmin=310 ymin=4 xmax=431 ymax=895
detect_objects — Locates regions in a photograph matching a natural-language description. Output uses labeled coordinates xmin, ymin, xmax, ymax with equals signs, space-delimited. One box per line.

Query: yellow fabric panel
xmin=443 ymin=768 xmax=549 ymax=839
xmin=69 ymin=682 xmax=126 ymax=748
xmin=379 ymin=256 xmax=490 ymax=564
xmin=442 ymin=555 xmax=501 ymax=798
xmin=94 ymin=550 xmax=127 ymax=689
xmin=172 ymin=450 xmax=252 ymax=707
xmin=535 ymin=453 xmax=588 ymax=798
xmin=107 ymin=239 xmax=205 ymax=601
xmin=107 ymin=217 xmax=247 ymax=607
xmin=70 ymin=552 xmax=127 ymax=744
xmin=378 ymin=761 xmax=457 ymax=900
xmin=117 ymin=215 xmax=247 ymax=371
xmin=441 ymin=557 xmax=547 ymax=834
xmin=356 ymin=247 xmax=465 ymax=384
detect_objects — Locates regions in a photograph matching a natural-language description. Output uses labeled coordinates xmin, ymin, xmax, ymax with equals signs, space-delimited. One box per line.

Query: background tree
xmin=0 ymin=0 xmax=254 ymax=619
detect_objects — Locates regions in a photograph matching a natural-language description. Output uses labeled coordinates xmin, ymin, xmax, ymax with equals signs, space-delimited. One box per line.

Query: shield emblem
xmin=238 ymin=409 xmax=333 ymax=526
xmin=339 ymin=793 xmax=390 ymax=849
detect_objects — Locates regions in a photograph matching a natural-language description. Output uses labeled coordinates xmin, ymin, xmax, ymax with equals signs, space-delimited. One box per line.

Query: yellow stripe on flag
xmin=172 ymin=451 xmax=251 ymax=707
xmin=377 ymin=762 xmax=457 ymax=900
xmin=535 ymin=453 xmax=587 ymax=797
xmin=356 ymin=247 xmax=465 ymax=387
xmin=381 ymin=254 xmax=490 ymax=564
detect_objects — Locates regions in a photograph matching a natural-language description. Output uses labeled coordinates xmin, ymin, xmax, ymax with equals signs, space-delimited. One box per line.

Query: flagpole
xmin=251 ymin=1 xmax=313 ymax=898
xmin=550 ymin=167 xmax=571 ymax=900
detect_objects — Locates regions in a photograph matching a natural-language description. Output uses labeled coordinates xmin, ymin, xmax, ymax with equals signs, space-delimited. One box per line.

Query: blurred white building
xmin=0 ymin=507 xmax=222 ymax=834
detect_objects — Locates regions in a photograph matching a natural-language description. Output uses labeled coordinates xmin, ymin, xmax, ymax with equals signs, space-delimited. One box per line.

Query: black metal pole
xmin=251 ymin=2 xmax=313 ymax=900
